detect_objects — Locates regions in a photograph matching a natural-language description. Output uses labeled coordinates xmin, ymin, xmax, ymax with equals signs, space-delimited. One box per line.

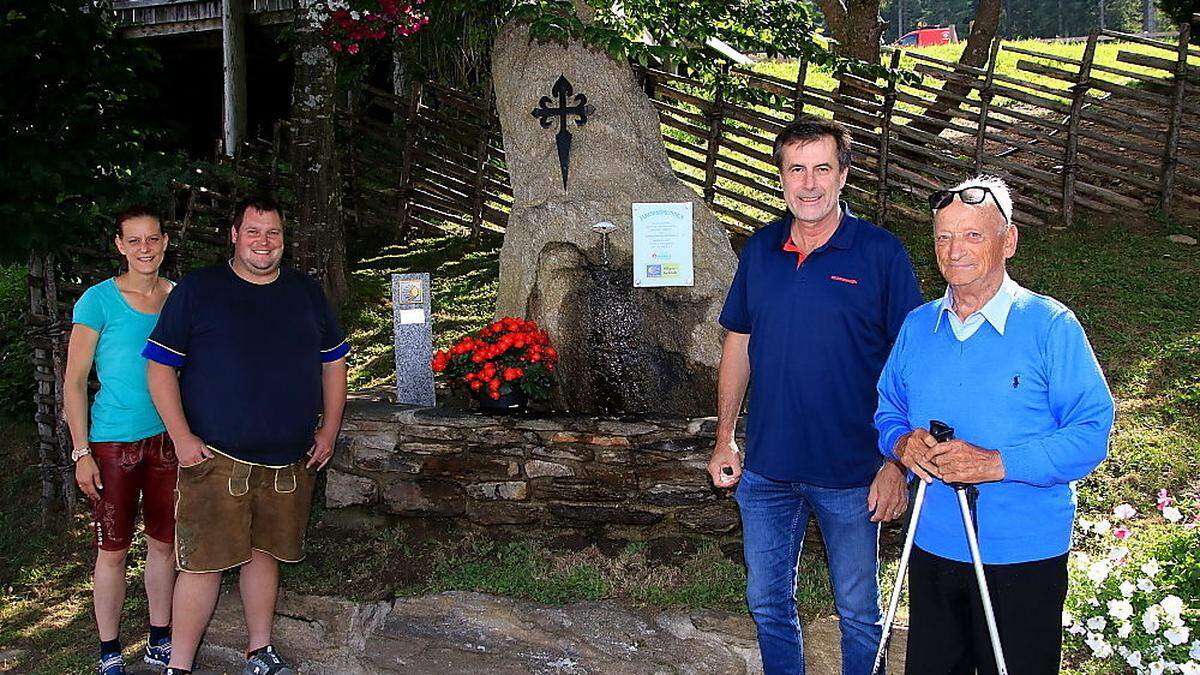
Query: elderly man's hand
xmin=927 ymin=439 xmax=1005 ymax=484
xmin=894 ymin=428 xmax=939 ymax=484
xmin=868 ymin=461 xmax=908 ymax=522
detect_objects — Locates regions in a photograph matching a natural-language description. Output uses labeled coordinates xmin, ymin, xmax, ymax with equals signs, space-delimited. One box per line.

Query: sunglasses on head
xmin=928 ymin=186 xmax=1010 ymax=224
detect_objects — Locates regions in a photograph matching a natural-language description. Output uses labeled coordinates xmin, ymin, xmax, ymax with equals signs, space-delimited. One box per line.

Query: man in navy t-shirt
xmin=144 ymin=196 xmax=349 ymax=675
xmin=706 ymin=119 xmax=923 ymax=674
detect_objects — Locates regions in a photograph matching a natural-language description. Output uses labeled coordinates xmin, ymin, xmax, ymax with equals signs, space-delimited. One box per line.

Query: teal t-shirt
xmin=72 ymin=278 xmax=167 ymax=442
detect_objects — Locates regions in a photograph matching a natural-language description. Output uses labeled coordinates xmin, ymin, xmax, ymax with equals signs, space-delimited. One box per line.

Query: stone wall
xmin=327 ymin=400 xmax=743 ymax=538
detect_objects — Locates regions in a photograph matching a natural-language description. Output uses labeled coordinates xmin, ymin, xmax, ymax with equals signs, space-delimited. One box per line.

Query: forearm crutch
xmin=870 ymin=477 xmax=928 ymax=675
xmin=871 ymin=420 xmax=1009 ymax=675
xmin=955 ymin=482 xmax=1009 ymax=674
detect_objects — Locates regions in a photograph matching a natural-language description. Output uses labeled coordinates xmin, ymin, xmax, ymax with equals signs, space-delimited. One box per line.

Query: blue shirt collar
xmin=934 ymin=274 xmax=1021 ymax=335
xmin=779 ymin=201 xmax=859 ymax=251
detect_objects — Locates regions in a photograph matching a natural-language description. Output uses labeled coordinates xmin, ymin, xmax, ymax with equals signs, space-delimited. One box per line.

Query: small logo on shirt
xmin=1012 ymin=375 xmax=1021 ymax=389
xmin=830 ymin=275 xmax=858 ymax=285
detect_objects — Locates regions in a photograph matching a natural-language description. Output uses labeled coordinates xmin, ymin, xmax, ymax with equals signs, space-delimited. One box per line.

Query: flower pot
xmin=474 ymin=388 xmax=528 ymax=413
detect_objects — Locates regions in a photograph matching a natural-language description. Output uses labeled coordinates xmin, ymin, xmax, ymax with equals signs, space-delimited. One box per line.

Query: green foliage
xmin=514 ymin=0 xmax=890 ymax=82
xmin=1157 ymin=0 xmax=1200 ymax=42
xmin=0 ymin=1 xmax=185 ymax=262
xmin=0 ymin=265 xmax=33 ymax=416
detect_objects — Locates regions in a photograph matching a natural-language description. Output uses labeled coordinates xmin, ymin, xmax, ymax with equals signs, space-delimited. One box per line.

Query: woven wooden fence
xmin=346 ymin=29 xmax=1197 ymax=242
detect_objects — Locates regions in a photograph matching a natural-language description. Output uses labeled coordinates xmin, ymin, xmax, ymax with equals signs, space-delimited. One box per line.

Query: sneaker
xmin=144 ymin=637 xmax=171 ymax=667
xmin=97 ymin=652 xmax=126 ymax=675
xmin=242 ymin=645 xmax=295 ymax=675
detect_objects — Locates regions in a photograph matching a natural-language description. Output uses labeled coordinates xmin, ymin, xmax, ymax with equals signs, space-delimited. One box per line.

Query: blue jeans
xmin=735 ymin=468 xmax=883 ymax=675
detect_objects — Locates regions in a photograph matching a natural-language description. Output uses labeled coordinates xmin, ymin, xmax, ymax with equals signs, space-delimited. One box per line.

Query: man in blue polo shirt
xmin=875 ymin=175 xmax=1113 ymax=673
xmin=144 ymin=196 xmax=349 ymax=675
xmin=707 ymin=118 xmax=923 ymax=674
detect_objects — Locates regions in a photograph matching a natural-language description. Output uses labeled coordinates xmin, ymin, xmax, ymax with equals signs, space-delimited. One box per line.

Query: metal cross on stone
xmin=531 ymin=74 xmax=595 ymax=190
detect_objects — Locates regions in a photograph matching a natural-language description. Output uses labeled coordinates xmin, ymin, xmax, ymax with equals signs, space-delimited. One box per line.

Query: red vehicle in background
xmin=896 ymin=25 xmax=959 ymax=47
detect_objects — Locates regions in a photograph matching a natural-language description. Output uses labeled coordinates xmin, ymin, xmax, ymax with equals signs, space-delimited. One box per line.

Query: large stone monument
xmin=491 ymin=13 xmax=738 ymax=417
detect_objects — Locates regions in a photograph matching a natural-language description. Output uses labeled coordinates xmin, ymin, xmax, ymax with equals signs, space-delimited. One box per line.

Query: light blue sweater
xmin=875 ymin=280 xmax=1114 ymax=564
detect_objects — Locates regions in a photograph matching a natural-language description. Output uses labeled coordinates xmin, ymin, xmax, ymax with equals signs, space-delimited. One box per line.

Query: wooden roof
xmin=112 ymin=0 xmax=294 ymax=38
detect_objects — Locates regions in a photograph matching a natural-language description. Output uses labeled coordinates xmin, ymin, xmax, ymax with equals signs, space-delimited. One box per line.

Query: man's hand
xmin=75 ymin=455 xmax=103 ymax=501
xmin=894 ymin=428 xmax=939 ymax=483
xmin=868 ymin=461 xmax=909 ymax=522
xmin=707 ymin=438 xmax=743 ymax=488
xmin=308 ymin=426 xmax=338 ymax=470
xmin=927 ymin=440 xmax=1005 ymax=484
xmin=174 ymin=432 xmax=212 ymax=468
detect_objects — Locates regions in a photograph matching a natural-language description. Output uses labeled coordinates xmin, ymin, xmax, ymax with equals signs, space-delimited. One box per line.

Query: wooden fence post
xmin=396 ymin=80 xmax=422 ymax=242
xmin=469 ymin=96 xmax=493 ymax=245
xmin=792 ymin=54 xmax=809 ymax=119
xmin=1158 ymin=22 xmax=1191 ymax=215
xmin=703 ymin=71 xmax=727 ymax=206
xmin=1062 ymin=31 xmax=1098 ymax=227
xmin=876 ymin=50 xmax=902 ymax=227
xmin=974 ymin=38 xmax=1002 ymax=173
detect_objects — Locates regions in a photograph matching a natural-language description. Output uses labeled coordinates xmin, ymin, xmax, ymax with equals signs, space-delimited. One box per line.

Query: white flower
xmin=1109 ymin=546 xmax=1130 ymax=563
xmin=1094 ymin=519 xmax=1112 ymax=535
xmin=1144 ymin=606 xmax=1162 ymax=634
xmin=1086 ymin=632 xmax=1113 ymax=658
xmin=1088 ymin=615 xmax=1108 ymax=631
xmin=1062 ymin=610 xmax=1074 ymax=627
xmin=1088 ymin=560 xmax=1112 ymax=584
xmin=1109 ymin=599 xmax=1134 ymax=621
xmin=1166 ymin=627 xmax=1192 ymax=646
xmin=1077 ymin=517 xmax=1093 ymax=532
xmin=1161 ymin=595 xmax=1185 ymax=619
xmin=1120 ymin=580 xmax=1137 ymax=598
xmin=349 ymin=10 xmax=361 ymax=19
xmin=1139 ymin=577 xmax=1158 ymax=592
xmin=1143 ymin=559 xmax=1161 ymax=577
xmin=1179 ymin=662 xmax=1200 ymax=675
xmin=1118 ymin=621 xmax=1133 ymax=638
xmin=1068 ymin=624 xmax=1086 ymax=635
xmin=1126 ymin=650 xmax=1144 ymax=669
xmin=1114 ymin=503 xmax=1137 ymax=519
xmin=1148 ymin=661 xmax=1167 ymax=675
xmin=1164 ymin=506 xmax=1184 ymax=522
xmin=1190 ymin=640 xmax=1200 ymax=660
xmin=1072 ymin=550 xmax=1091 ymax=566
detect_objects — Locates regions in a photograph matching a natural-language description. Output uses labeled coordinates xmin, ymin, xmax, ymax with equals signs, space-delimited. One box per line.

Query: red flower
xmin=503 ymin=367 xmax=523 ymax=381
xmin=347 ymin=43 xmax=360 ymax=55
xmin=469 ymin=380 xmax=483 ymax=391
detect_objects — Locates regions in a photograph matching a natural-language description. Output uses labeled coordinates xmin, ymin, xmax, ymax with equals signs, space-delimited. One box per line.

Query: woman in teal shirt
xmin=64 ymin=206 xmax=177 ymax=675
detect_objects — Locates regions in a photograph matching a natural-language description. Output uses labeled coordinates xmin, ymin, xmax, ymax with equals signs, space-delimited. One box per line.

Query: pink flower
xmin=347 ymin=43 xmax=360 ymax=55
xmin=1114 ymin=527 xmax=1131 ymax=540
xmin=1157 ymin=489 xmax=1173 ymax=511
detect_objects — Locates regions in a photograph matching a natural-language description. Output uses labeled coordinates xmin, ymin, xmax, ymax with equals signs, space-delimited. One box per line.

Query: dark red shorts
xmin=90 ymin=431 xmax=178 ymax=551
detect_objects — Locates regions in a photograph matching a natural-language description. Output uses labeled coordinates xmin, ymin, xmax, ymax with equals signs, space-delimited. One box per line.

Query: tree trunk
xmin=815 ymin=0 xmax=886 ymax=63
xmin=290 ymin=1 xmax=348 ymax=310
xmin=909 ymin=0 xmax=1003 ymax=136
xmin=815 ymin=0 xmax=885 ymax=114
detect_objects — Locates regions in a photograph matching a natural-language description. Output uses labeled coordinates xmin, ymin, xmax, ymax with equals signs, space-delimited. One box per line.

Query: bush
xmin=0 ymin=264 xmax=33 ymax=417
xmin=1065 ymin=491 xmax=1200 ymax=673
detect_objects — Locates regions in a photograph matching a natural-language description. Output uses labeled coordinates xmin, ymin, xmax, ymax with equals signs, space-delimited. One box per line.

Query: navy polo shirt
xmin=142 ymin=264 xmax=350 ymax=466
xmin=719 ymin=206 xmax=923 ymax=487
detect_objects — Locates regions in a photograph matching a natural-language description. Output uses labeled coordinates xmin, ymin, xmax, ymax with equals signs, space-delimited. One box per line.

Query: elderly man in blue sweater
xmin=875 ymin=175 xmax=1114 ymax=674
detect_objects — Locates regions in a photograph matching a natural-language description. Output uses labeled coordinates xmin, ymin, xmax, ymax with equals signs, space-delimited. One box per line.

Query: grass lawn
xmin=2 ymin=210 xmax=1195 ymax=673
xmin=752 ymin=38 xmax=1200 ymax=107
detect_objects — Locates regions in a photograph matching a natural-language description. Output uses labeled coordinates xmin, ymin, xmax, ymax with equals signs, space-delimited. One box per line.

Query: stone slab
xmin=392 ymin=272 xmax=435 ymax=407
